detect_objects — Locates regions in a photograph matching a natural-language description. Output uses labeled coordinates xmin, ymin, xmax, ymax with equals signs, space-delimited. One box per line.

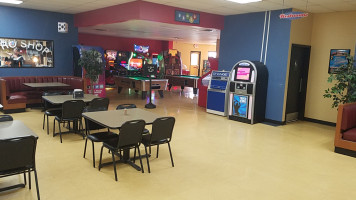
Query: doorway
xmin=190 ymin=51 xmax=201 ymax=76
xmin=285 ymin=44 xmax=311 ymax=122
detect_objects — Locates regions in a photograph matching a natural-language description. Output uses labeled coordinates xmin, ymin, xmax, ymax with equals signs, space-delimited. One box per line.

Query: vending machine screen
xmin=235 ymin=67 xmax=251 ymax=81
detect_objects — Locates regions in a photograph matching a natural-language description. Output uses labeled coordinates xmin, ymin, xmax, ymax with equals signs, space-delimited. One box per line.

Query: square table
xmin=0 ymin=120 xmax=38 ymax=192
xmin=42 ymin=94 xmax=98 ymax=105
xmin=82 ymin=108 xmax=162 ymax=170
xmin=23 ymin=82 xmax=70 ymax=88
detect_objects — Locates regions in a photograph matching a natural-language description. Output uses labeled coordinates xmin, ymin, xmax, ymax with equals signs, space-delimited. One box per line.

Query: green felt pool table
xmin=165 ymin=75 xmax=200 ymax=94
xmin=114 ymin=76 xmax=168 ymax=99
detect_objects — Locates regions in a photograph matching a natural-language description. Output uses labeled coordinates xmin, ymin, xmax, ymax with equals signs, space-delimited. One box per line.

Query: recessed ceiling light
xmin=226 ymin=0 xmax=262 ymax=4
xmin=0 ymin=0 xmax=23 ymax=4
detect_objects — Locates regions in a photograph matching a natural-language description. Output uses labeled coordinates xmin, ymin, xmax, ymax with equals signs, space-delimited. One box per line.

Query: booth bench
xmin=0 ymin=76 xmax=85 ymax=113
xmin=334 ymin=102 xmax=356 ymax=157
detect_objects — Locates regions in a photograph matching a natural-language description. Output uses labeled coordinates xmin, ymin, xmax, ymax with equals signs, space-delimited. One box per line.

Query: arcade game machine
xmin=164 ymin=49 xmax=182 ymax=76
xmin=72 ymin=45 xmax=106 ymax=97
xmin=104 ymin=50 xmax=117 ymax=86
xmin=227 ymin=60 xmax=268 ymax=124
xmin=198 ymin=57 xmax=218 ymax=108
xmin=206 ymin=71 xmax=230 ymax=116
xmin=116 ymin=51 xmax=131 ymax=76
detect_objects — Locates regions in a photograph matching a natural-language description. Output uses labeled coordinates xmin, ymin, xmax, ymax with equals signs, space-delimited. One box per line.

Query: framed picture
xmin=328 ymin=49 xmax=350 ymax=73
xmin=0 ymin=37 xmax=54 ymax=68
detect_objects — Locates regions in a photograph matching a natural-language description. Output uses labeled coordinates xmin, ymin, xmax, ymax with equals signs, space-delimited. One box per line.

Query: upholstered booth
xmin=334 ymin=102 xmax=356 ymax=157
xmin=0 ymin=76 xmax=85 ymax=113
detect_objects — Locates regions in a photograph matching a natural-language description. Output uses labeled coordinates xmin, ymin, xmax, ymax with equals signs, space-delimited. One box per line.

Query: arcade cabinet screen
xmin=129 ymin=58 xmax=143 ymax=69
xmin=134 ymin=44 xmax=149 ymax=53
xmin=106 ymin=50 xmax=117 ymax=61
xmin=235 ymin=67 xmax=251 ymax=81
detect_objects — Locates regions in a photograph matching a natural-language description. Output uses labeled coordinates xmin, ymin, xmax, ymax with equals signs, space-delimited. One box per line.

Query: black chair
xmin=83 ymin=107 xmax=118 ymax=168
xmin=0 ymin=115 xmax=13 ymax=122
xmin=142 ymin=117 xmax=175 ymax=173
xmin=116 ymin=104 xmax=149 ymax=135
xmin=53 ymin=100 xmax=85 ymax=143
xmin=0 ymin=136 xmax=40 ymax=200
xmin=88 ymin=97 xmax=109 ymax=110
xmin=42 ymin=91 xmax=63 ymax=135
xmin=99 ymin=120 xmax=146 ymax=181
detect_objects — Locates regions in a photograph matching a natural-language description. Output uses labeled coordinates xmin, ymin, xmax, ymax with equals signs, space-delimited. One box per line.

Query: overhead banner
xmin=0 ymin=37 xmax=54 ymax=68
xmin=175 ymin=10 xmax=200 ymax=24
xmin=279 ymin=12 xmax=308 ymax=20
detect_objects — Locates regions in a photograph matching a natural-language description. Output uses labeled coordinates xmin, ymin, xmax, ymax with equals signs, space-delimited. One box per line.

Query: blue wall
xmin=219 ymin=9 xmax=292 ymax=122
xmin=0 ymin=6 xmax=78 ymax=76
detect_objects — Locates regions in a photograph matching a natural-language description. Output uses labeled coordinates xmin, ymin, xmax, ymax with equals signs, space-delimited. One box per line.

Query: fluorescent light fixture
xmin=0 ymin=0 xmax=23 ymax=4
xmin=226 ymin=0 xmax=262 ymax=4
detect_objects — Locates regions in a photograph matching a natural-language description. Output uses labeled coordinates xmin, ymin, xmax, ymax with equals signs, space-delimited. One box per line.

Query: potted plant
xmin=324 ymin=55 xmax=356 ymax=108
xmin=78 ymin=49 xmax=104 ymax=94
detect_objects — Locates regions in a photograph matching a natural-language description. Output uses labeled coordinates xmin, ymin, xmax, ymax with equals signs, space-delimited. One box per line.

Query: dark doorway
xmin=285 ymin=44 xmax=311 ymax=122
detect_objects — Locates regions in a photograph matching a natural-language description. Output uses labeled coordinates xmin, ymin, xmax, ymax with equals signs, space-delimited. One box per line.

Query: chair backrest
xmin=116 ymin=104 xmax=137 ymax=110
xmin=61 ymin=100 xmax=85 ymax=119
xmin=118 ymin=120 xmax=145 ymax=148
xmin=0 ymin=115 xmax=13 ymax=122
xmin=83 ymin=107 xmax=107 ymax=131
xmin=151 ymin=117 xmax=175 ymax=142
xmin=89 ymin=98 xmax=109 ymax=110
xmin=43 ymin=91 xmax=64 ymax=110
xmin=0 ymin=136 xmax=37 ymax=172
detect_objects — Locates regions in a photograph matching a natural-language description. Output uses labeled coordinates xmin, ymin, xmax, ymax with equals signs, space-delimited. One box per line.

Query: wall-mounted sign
xmin=279 ymin=12 xmax=308 ymax=20
xmin=175 ymin=10 xmax=200 ymax=24
xmin=0 ymin=37 xmax=54 ymax=68
xmin=328 ymin=49 xmax=350 ymax=73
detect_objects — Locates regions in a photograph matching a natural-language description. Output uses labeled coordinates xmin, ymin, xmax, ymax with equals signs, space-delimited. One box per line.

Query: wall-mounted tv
xmin=134 ymin=44 xmax=149 ymax=53
xmin=129 ymin=58 xmax=143 ymax=69
xmin=235 ymin=67 xmax=251 ymax=81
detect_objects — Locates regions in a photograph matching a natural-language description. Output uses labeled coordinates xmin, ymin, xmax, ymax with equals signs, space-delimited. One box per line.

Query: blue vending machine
xmin=206 ymin=71 xmax=230 ymax=116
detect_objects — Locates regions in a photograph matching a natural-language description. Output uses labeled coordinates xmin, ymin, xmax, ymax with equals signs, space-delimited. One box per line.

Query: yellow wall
xmin=305 ymin=11 xmax=356 ymax=123
xmin=283 ymin=10 xmax=314 ymax=121
xmin=172 ymin=41 xmax=216 ymax=76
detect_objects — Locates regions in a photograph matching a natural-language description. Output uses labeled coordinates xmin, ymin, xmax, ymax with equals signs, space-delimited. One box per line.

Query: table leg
xmin=117 ymin=87 xmax=122 ymax=94
xmin=158 ymin=90 xmax=164 ymax=98
xmin=142 ymin=91 xmax=147 ymax=100
xmin=193 ymin=88 xmax=198 ymax=94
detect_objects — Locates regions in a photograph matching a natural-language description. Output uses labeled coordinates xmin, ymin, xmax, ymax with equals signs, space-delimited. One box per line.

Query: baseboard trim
xmin=335 ymin=147 xmax=356 ymax=158
xmin=264 ymin=118 xmax=286 ymax=125
xmin=304 ymin=117 xmax=336 ymax=127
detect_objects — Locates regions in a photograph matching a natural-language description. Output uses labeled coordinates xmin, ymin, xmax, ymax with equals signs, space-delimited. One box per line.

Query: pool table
xmin=165 ymin=75 xmax=200 ymax=94
xmin=114 ymin=76 xmax=168 ymax=99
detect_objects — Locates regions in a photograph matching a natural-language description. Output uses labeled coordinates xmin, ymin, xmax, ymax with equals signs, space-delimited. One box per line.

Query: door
xmin=190 ymin=51 xmax=201 ymax=76
xmin=285 ymin=44 xmax=311 ymax=122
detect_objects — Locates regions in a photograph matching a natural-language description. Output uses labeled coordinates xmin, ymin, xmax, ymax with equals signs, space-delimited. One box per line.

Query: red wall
xmin=78 ymin=33 xmax=169 ymax=53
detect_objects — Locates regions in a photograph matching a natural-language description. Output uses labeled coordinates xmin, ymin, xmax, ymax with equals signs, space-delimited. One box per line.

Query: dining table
xmin=0 ymin=120 xmax=38 ymax=192
xmin=82 ymin=108 xmax=162 ymax=171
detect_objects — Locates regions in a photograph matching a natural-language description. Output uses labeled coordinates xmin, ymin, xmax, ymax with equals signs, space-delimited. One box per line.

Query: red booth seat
xmin=334 ymin=102 xmax=356 ymax=156
xmin=0 ymin=76 xmax=85 ymax=113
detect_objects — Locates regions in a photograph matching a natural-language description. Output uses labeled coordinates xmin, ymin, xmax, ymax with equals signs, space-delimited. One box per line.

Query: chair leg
xmin=24 ymin=172 xmax=27 ymax=185
xmin=137 ymin=146 xmax=144 ymax=173
xmin=46 ymin=115 xmax=49 ymax=135
xmin=144 ymin=146 xmax=151 ymax=173
xmin=167 ymin=142 xmax=174 ymax=167
xmin=149 ymin=146 xmax=151 ymax=155
xmin=34 ymin=169 xmax=40 ymax=200
xmin=53 ymin=119 xmax=56 ymax=137
xmin=91 ymin=141 xmax=96 ymax=168
xmin=111 ymin=151 xmax=118 ymax=181
xmin=42 ymin=114 xmax=45 ymax=130
xmin=133 ymin=147 xmax=136 ymax=163
xmin=99 ymin=146 xmax=104 ymax=171
xmin=156 ymin=145 xmax=159 ymax=158
xmin=58 ymin=121 xmax=63 ymax=143
xmin=28 ymin=170 xmax=31 ymax=189
xmin=83 ymin=138 xmax=88 ymax=158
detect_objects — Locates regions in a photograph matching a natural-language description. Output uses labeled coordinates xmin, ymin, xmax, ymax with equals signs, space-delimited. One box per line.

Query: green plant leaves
xmin=324 ymin=55 xmax=356 ymax=108
xmin=78 ymin=49 xmax=105 ymax=83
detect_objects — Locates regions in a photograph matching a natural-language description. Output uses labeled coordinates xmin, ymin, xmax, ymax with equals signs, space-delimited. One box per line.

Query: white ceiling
xmin=3 ymin=0 xmax=356 ymax=44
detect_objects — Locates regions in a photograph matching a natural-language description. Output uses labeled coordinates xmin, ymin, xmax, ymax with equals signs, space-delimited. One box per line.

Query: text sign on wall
xmin=279 ymin=12 xmax=308 ymax=20
xmin=175 ymin=10 xmax=200 ymax=24
xmin=0 ymin=37 xmax=54 ymax=68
